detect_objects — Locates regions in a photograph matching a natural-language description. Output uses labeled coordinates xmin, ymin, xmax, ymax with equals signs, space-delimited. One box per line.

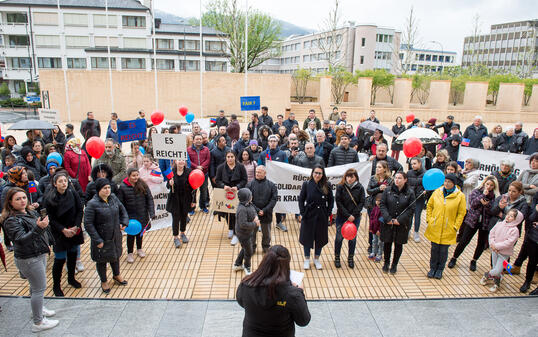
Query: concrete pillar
xmin=496 ymin=83 xmax=524 ymax=112
xmin=427 ymin=80 xmax=450 ymax=111
xmin=356 ymin=77 xmax=372 ymax=108
xmin=319 ymin=76 xmax=332 ymax=116
xmin=393 ymin=78 xmax=412 ymax=109
xmin=526 ymin=84 xmax=538 ymax=112
xmin=463 ymin=81 xmax=488 ymax=111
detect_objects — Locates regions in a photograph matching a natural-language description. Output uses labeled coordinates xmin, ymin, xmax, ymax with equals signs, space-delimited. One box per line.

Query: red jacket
xmin=187 ymin=145 xmax=210 ymax=175
xmin=63 ymin=149 xmax=91 ymax=192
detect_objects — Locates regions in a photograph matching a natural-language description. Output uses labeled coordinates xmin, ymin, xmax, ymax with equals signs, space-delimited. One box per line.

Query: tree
xmin=411 ymin=73 xmax=431 ymax=104
xmin=18 ymin=83 xmax=26 ymax=96
xmin=317 ymin=0 xmax=344 ymax=70
xmin=292 ymin=68 xmax=313 ymax=104
xmin=357 ymin=69 xmax=394 ymax=104
xmin=327 ymin=66 xmax=356 ymax=104
xmin=395 ymin=6 xmax=420 ymax=75
xmin=523 ymin=78 xmax=538 ymax=105
xmin=488 ymin=74 xmax=518 ymax=105
xmin=199 ymin=0 xmax=282 ymax=72
xmin=0 ymin=82 xmax=11 ymax=98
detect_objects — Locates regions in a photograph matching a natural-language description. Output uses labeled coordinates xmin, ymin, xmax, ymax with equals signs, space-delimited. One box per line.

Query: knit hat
xmin=428 ymin=118 xmax=437 ymax=125
xmin=20 ymin=147 xmax=33 ymax=161
xmin=8 ymin=166 xmax=26 ymax=187
xmin=237 ymin=188 xmax=252 ymax=205
xmin=412 ymin=118 xmax=420 ymax=124
xmin=46 ymin=158 xmax=60 ymax=172
xmin=445 ymin=173 xmax=458 ymax=185
xmin=95 ymin=178 xmax=111 ymax=193
xmin=249 ymin=140 xmax=258 ymax=146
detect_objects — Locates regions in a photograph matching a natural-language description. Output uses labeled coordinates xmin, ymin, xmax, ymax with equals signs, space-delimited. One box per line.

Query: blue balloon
xmin=185 ymin=112 xmax=195 ymax=123
xmin=125 ymin=219 xmax=142 ymax=235
xmin=47 ymin=152 xmax=63 ymax=166
xmin=422 ymin=168 xmax=445 ymax=191
xmin=139 ymin=146 xmax=145 ymax=155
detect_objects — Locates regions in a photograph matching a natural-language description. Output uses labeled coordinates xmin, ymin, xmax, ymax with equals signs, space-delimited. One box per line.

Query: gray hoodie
xmin=235 ymin=188 xmax=258 ymax=240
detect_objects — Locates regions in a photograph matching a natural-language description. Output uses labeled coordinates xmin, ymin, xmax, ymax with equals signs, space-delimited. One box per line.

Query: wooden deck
xmin=0 ymin=212 xmax=533 ymax=300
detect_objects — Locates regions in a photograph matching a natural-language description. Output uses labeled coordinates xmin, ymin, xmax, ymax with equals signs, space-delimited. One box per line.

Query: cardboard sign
xmin=151 ymin=133 xmax=188 ymax=160
xmin=240 ymin=96 xmax=260 ymax=111
xmin=211 ymin=188 xmax=239 ymax=214
xmin=38 ymin=108 xmax=60 ymax=124
xmin=118 ymin=119 xmax=147 ymax=143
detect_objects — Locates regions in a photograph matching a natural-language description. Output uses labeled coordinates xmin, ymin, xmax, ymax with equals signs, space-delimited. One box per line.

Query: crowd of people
xmin=0 ymin=107 xmax=537 ymax=333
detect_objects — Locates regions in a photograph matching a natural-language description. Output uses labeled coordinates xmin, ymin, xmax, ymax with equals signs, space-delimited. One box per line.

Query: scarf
xmin=443 ymin=186 xmax=456 ymax=197
xmin=66 ymin=138 xmax=82 ymax=154
xmin=8 ymin=166 xmax=27 ymax=187
xmin=345 ymin=181 xmax=358 ymax=189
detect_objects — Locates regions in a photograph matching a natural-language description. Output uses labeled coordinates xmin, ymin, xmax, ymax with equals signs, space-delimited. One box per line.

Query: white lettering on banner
xmin=266 ymin=161 xmax=372 ymax=214
xmin=458 ymin=147 xmax=528 ymax=183
xmin=151 ymin=134 xmax=188 ymax=160
xmin=211 ymin=188 xmax=239 ymax=214
xmin=161 ymin=119 xmax=210 ymax=133
xmin=147 ymin=182 xmax=172 ymax=231
xmin=38 ymin=108 xmax=60 ymax=124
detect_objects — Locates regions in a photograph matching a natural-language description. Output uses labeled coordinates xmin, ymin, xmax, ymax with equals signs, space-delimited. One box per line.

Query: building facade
xmin=462 ymin=19 xmax=537 ymax=77
xmin=252 ymin=23 xmax=401 ymax=75
xmin=398 ymin=44 xmax=456 ymax=74
xmin=0 ymin=0 xmax=229 ymax=95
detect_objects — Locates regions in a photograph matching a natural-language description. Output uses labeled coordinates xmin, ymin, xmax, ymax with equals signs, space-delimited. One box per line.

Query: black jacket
xmin=293 ymin=153 xmax=325 ymax=168
xmin=236 ymin=282 xmax=310 ymax=337
xmin=44 ymin=187 xmax=84 ymax=252
xmin=528 ymin=193 xmax=538 ymax=243
xmin=84 ymin=194 xmax=128 ymax=262
xmin=42 ymin=131 xmax=66 ymax=152
xmin=380 ymin=184 xmax=415 ymax=244
xmin=407 ymin=168 xmax=425 ymax=200
xmin=215 ymin=116 xmax=229 ymax=128
xmin=370 ymin=155 xmax=403 ymax=176
xmin=4 ymin=210 xmax=52 ymax=259
xmin=315 ymin=141 xmax=333 ymax=166
xmin=327 ymin=146 xmax=358 ymax=167
xmin=259 ymin=114 xmax=274 ymax=128
xmin=335 ymin=183 xmax=365 ymax=220
xmin=495 ymin=133 xmax=525 ymax=153
xmin=463 ymin=124 xmax=488 ymax=148
xmin=492 ymin=171 xmax=517 ymax=195
xmin=524 ymin=137 xmax=538 ymax=155
xmin=80 ymin=118 xmax=101 ymax=140
xmin=246 ymin=178 xmax=278 ymax=224
xmin=165 ymin=168 xmax=195 ymax=216
xmin=391 ymin=124 xmax=406 ymax=151
xmin=41 ymin=176 xmax=85 ymax=206
xmin=298 ymin=180 xmax=334 ymax=248
xmin=17 ymin=156 xmax=46 ymax=181
xmin=86 ymin=164 xmax=117 ymax=204
xmin=209 ymin=146 xmax=230 ymax=179
xmin=1 ymin=182 xmax=41 ymax=212
xmin=117 ymin=178 xmax=155 ymax=226
xmin=247 ymin=121 xmax=265 ymax=140
xmin=215 ymin=163 xmax=248 ymax=189
xmin=283 ymin=118 xmax=299 ymax=133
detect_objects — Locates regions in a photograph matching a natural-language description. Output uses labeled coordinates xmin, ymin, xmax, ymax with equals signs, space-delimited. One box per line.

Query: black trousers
xmin=430 ymin=243 xmax=450 ymax=272
xmin=525 ymin=240 xmax=537 ymax=283
xmin=452 ymin=224 xmax=488 ymax=261
xmin=514 ymin=235 xmax=530 ymax=267
xmin=96 ymin=260 xmax=120 ymax=282
xmin=127 ymin=234 xmax=143 ymax=254
xmin=383 ymin=242 xmax=403 ymax=267
xmin=172 ymin=213 xmax=188 ymax=236
xmin=227 ymin=213 xmax=236 ymax=232
xmin=235 ymin=235 xmax=254 ymax=269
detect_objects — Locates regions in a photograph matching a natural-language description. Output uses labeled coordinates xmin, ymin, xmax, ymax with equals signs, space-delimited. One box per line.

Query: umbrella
xmin=359 ymin=121 xmax=395 ymax=137
xmin=8 ymin=119 xmax=55 ymax=130
xmin=393 ymin=127 xmax=443 ymax=145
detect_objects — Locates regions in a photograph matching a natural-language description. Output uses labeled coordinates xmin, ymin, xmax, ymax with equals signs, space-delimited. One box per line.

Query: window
xmin=65 ymin=36 xmax=89 ymax=48
xmin=311 ymin=39 xmax=318 ymax=48
xmin=205 ymin=61 xmax=226 ymax=71
xmin=122 ymin=16 xmax=146 ymax=28
xmin=67 ymin=58 xmax=87 ymax=69
xmin=360 ymin=55 xmax=364 ymax=64
xmin=181 ymin=40 xmax=200 ymax=51
xmin=9 ymin=57 xmax=32 ymax=69
xmin=33 ymin=12 xmax=58 ymax=25
xmin=156 ymin=38 xmax=173 ymax=50
xmin=205 ymin=40 xmax=225 ymax=52
xmin=94 ymin=36 xmax=119 ymax=47
xmin=152 ymin=59 xmax=174 ymax=70
xmin=35 ymin=35 xmax=60 ymax=48
xmin=6 ymin=13 xmax=27 ymax=23
xmin=0 ymin=36 xmax=3 ymax=46
xmin=361 ymin=37 xmax=365 ymax=47
xmin=64 ymin=13 xmax=88 ymax=26
xmin=123 ymin=38 xmax=146 ymax=49
xmin=425 ymin=54 xmax=431 ymax=61
xmin=8 ymin=35 xmax=29 ymax=47
xmin=438 ymin=55 xmax=444 ymax=62
xmin=179 ymin=60 xmax=199 ymax=71
xmin=432 ymin=55 xmax=438 ymax=62
xmin=38 ymin=57 xmax=61 ymax=68
xmin=121 ymin=58 xmax=145 ymax=69
xmin=304 ymin=40 xmax=311 ymax=48
xmin=91 ymin=57 xmax=116 ymax=69
xmin=411 ymin=64 xmax=417 ymax=71
xmin=93 ymin=14 xmax=117 ymax=27
xmin=399 ymin=53 xmax=404 ymax=60
xmin=303 ymin=55 xmax=310 ymax=62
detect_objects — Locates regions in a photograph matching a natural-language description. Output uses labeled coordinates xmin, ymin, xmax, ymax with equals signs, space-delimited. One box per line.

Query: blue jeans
xmin=334 ymin=216 xmax=360 ymax=257
xmin=304 ymin=244 xmax=322 ymax=258
xmin=54 ymin=245 xmax=79 ymax=259
xmin=414 ymin=199 xmax=425 ymax=232
xmin=372 ymin=234 xmax=383 ymax=257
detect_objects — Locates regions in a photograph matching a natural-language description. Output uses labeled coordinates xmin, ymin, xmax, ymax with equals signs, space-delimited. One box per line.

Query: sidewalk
xmin=1 ymin=296 xmax=536 ymax=337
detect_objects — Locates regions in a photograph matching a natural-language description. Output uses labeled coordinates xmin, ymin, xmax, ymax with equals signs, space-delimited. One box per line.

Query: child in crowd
xmin=2 ymin=154 xmax=16 ymax=172
xmin=368 ymin=194 xmax=384 ymax=262
xmin=232 ymin=188 xmax=260 ymax=275
xmin=480 ymin=209 xmax=523 ymax=292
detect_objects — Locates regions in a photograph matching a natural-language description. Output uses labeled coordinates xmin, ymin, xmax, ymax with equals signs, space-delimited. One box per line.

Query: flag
xmin=210 ymin=118 xmax=217 ymax=127
xmin=163 ymin=167 xmax=173 ymax=180
xmin=140 ymin=222 xmax=151 ymax=238
xmin=28 ymin=181 xmax=37 ymax=193
xmin=150 ymin=169 xmax=161 ymax=177
xmin=461 ymin=138 xmax=470 ymax=146
xmin=266 ymin=152 xmax=271 ymax=161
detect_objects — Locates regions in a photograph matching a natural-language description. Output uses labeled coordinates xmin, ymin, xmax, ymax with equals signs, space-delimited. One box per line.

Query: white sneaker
xmin=414 ymin=232 xmax=420 ymax=243
xmin=230 ymin=235 xmax=239 ymax=246
xmin=76 ymin=260 xmax=84 ymax=273
xmin=489 ymin=284 xmax=498 ymax=292
xmin=232 ymin=264 xmax=244 ymax=272
xmin=126 ymin=253 xmax=134 ymax=263
xmin=303 ymin=259 xmax=310 ymax=270
xmin=31 ymin=317 xmax=59 ymax=333
xmin=244 ymin=267 xmax=252 ymax=276
xmin=314 ymin=259 xmax=323 ymax=270
xmin=42 ymin=307 xmax=55 ymax=317
xmin=227 ymin=230 xmax=234 ymax=239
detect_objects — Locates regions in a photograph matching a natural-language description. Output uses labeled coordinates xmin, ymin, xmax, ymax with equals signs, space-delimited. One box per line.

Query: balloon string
xmin=394 ymin=191 xmax=426 ymax=223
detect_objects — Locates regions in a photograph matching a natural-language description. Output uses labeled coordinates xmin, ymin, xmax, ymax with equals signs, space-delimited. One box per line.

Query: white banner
xmin=151 ymin=134 xmax=188 ymax=161
xmin=147 ymin=182 xmax=172 ymax=232
xmin=161 ymin=119 xmax=210 ymax=133
xmin=38 ymin=108 xmax=60 ymax=124
xmin=211 ymin=188 xmax=239 ymax=214
xmin=266 ymin=161 xmax=372 ymax=214
xmin=458 ymin=147 xmax=528 ymax=183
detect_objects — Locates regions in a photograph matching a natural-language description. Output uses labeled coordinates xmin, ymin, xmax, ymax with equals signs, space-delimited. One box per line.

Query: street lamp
xmin=429 ymin=40 xmax=444 ymax=74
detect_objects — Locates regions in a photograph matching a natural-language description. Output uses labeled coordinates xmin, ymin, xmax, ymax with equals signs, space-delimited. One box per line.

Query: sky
xmin=153 ymin=0 xmax=537 ymax=63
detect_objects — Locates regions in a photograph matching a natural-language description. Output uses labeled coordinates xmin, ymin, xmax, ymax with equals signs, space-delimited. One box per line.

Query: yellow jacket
xmin=425 ymin=187 xmax=467 ymax=245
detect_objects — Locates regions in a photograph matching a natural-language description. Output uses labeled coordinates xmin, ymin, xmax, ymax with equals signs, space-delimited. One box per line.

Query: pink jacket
xmin=488 ymin=210 xmax=523 ymax=256
xmin=139 ymin=163 xmax=164 ymax=189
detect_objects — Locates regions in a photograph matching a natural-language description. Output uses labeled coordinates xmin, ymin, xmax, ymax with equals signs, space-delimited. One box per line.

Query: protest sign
xmin=151 ymin=133 xmax=188 ymax=161
xmin=211 ymin=188 xmax=239 ymax=214
xmin=118 ymin=119 xmax=147 ymax=143
xmin=240 ymin=96 xmax=261 ymax=111
xmin=147 ymin=182 xmax=171 ymax=231
xmin=458 ymin=147 xmax=528 ymax=183
xmin=161 ymin=119 xmax=210 ymax=133
xmin=266 ymin=161 xmax=372 ymax=214
xmin=38 ymin=108 xmax=60 ymax=124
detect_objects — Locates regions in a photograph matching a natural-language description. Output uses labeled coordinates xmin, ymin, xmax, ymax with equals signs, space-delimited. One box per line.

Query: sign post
xmin=151 ymin=133 xmax=188 ymax=161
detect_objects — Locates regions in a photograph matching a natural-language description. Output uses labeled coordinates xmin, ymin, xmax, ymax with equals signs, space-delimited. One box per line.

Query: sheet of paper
xmin=290 ymin=270 xmax=304 ymax=286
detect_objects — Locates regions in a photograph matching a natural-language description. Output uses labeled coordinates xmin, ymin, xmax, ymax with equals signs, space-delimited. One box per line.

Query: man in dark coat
xmin=247 ymin=113 xmax=264 ymax=140
xmin=496 ymin=127 xmax=526 ymax=153
xmin=432 ymin=115 xmax=460 ymax=138
xmin=524 ymin=128 xmax=538 ymax=155
xmin=328 ymin=135 xmax=358 ymax=167
xmin=315 ymin=131 xmax=334 ymax=167
xmin=209 ymin=135 xmax=230 ymax=186
xmin=259 ymin=106 xmax=273 ymax=128
xmin=226 ymin=114 xmax=240 ymax=142
xmin=302 ymin=109 xmax=321 ymax=130
xmin=272 ymin=114 xmax=286 ymax=134
xmin=215 ymin=110 xmax=229 ymax=128
xmin=233 ymin=131 xmax=251 ymax=155
xmin=258 ymin=135 xmax=288 ymax=166
xmin=283 ymin=112 xmax=299 ymax=133
xmin=80 ymin=111 xmax=101 ymax=160
xmin=294 ymin=143 xmax=324 ymax=168
xmin=246 ymin=166 xmax=277 ymax=253
xmin=369 ymin=143 xmax=402 ymax=176
xmin=463 ymin=116 xmax=488 ymax=148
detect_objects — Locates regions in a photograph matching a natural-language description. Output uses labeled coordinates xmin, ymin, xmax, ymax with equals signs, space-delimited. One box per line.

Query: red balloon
xmin=403 ymin=137 xmax=422 ymax=158
xmin=406 ymin=114 xmax=415 ymax=123
xmin=179 ymin=106 xmax=188 ymax=117
xmin=188 ymin=169 xmax=205 ymax=189
xmin=341 ymin=221 xmax=357 ymax=240
xmin=151 ymin=110 xmax=164 ymax=126
xmin=86 ymin=137 xmax=105 ymax=158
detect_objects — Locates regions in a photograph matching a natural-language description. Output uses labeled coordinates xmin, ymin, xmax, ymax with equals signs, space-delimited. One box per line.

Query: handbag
xmin=93 ymin=240 xmax=117 ymax=263
xmin=344 ymin=185 xmax=358 ymax=208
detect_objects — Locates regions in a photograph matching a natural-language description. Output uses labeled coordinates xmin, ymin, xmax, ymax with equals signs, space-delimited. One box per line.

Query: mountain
xmin=154 ymin=9 xmax=314 ymax=39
